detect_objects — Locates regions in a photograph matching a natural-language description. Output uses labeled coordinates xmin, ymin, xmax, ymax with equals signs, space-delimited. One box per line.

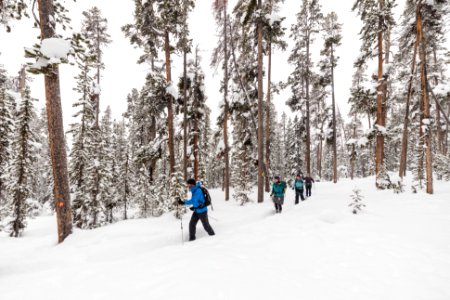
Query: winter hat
xmin=187 ymin=179 xmax=196 ymax=185
xmin=274 ymin=176 xmax=280 ymax=180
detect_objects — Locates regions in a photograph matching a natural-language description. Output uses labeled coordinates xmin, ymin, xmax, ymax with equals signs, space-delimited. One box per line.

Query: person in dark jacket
xmin=270 ymin=176 xmax=286 ymax=213
xmin=177 ymin=179 xmax=215 ymax=241
xmin=303 ymin=175 xmax=315 ymax=197
xmin=292 ymin=174 xmax=305 ymax=204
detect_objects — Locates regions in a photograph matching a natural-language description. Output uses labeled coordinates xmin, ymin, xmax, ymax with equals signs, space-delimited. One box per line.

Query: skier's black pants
xmin=189 ymin=211 xmax=215 ymax=240
xmin=274 ymin=203 xmax=282 ymax=212
xmin=306 ymin=184 xmax=312 ymax=197
xmin=295 ymin=189 xmax=305 ymax=204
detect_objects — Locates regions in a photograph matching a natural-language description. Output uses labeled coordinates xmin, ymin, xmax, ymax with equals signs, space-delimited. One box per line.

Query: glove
xmin=176 ymin=198 xmax=184 ymax=205
xmin=189 ymin=207 xmax=194 ymax=211
xmin=270 ymin=193 xmax=273 ymax=197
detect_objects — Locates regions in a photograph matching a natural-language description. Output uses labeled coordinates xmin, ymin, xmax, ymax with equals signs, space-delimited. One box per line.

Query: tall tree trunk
xmin=350 ymin=113 xmax=357 ymax=180
xmin=265 ymin=39 xmax=272 ymax=191
xmin=257 ymin=0 xmax=264 ymax=203
xmin=164 ymin=30 xmax=175 ymax=175
xmin=37 ymin=0 xmax=72 ymax=243
xmin=193 ymin=49 xmax=199 ymax=181
xmin=94 ymin=23 xmax=101 ymax=129
xmin=316 ymin=99 xmax=322 ymax=179
xmin=375 ymin=0 xmax=385 ymax=187
xmin=432 ymin=48 xmax=444 ymax=154
xmin=399 ymin=26 xmax=419 ymax=178
xmin=331 ymin=46 xmax=337 ymax=183
xmin=305 ymin=39 xmax=311 ymax=176
xmin=223 ymin=4 xmax=230 ymax=200
xmin=446 ymin=103 xmax=450 ymax=155
xmin=417 ymin=2 xmax=433 ymax=194
xmin=183 ymin=49 xmax=188 ymax=180
xmin=265 ymin=0 xmax=273 ymax=192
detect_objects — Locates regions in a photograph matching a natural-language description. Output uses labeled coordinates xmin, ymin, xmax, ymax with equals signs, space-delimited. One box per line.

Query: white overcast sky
xmin=0 ymin=0 xmax=448 ymax=130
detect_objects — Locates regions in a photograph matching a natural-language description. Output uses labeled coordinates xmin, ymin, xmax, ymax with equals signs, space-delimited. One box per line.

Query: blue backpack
xmin=295 ymin=180 xmax=304 ymax=189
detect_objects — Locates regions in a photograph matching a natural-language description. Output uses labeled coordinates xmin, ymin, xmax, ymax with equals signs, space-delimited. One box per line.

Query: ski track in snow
xmin=1 ymin=177 xmax=450 ymax=300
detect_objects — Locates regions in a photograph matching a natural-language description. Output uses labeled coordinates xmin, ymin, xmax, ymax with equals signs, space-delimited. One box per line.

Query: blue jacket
xmin=184 ymin=182 xmax=207 ymax=213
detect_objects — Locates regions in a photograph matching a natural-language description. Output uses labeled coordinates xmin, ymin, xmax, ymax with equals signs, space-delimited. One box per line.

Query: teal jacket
xmin=293 ymin=179 xmax=304 ymax=190
xmin=271 ymin=181 xmax=286 ymax=197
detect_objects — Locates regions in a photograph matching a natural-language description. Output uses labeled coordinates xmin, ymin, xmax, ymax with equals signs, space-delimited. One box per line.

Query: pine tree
xmin=114 ymin=120 xmax=133 ymax=220
xmin=69 ymin=42 xmax=97 ymax=229
xmin=36 ymin=0 xmax=73 ymax=243
xmin=30 ymin=106 xmax=53 ymax=207
xmin=349 ymin=188 xmax=365 ymax=214
xmin=288 ymin=0 xmax=323 ymax=177
xmin=7 ymin=76 xmax=38 ymax=237
xmin=211 ymin=0 xmax=231 ymax=201
xmin=319 ymin=12 xmax=342 ymax=183
xmin=81 ymin=6 xmax=111 ymax=127
xmin=0 ymin=0 xmax=28 ymax=32
xmin=186 ymin=47 xmax=208 ymax=181
xmin=157 ymin=0 xmax=193 ymax=175
xmin=135 ymin=165 xmax=153 ymax=217
xmin=264 ymin=0 xmax=287 ymax=192
xmin=233 ymin=0 xmax=265 ymax=203
xmin=170 ymin=165 xmax=187 ymax=219
xmin=179 ymin=0 xmax=194 ymax=181
xmin=232 ymin=113 xmax=253 ymax=206
xmin=99 ymin=107 xmax=115 ymax=223
xmin=0 ymin=68 xmax=15 ymax=218
xmin=352 ymin=0 xmax=396 ymax=188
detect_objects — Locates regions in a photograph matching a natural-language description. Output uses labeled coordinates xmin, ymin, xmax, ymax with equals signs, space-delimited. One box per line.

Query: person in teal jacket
xmin=293 ymin=174 xmax=305 ymax=204
xmin=177 ymin=179 xmax=215 ymax=241
xmin=270 ymin=176 xmax=286 ymax=213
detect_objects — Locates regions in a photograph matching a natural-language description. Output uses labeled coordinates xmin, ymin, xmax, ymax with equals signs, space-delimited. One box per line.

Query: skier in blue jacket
xmin=177 ymin=179 xmax=215 ymax=241
xmin=293 ymin=174 xmax=305 ymax=204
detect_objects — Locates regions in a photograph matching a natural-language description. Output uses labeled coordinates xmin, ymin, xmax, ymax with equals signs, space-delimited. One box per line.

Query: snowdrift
xmin=1 ymin=177 xmax=450 ymax=300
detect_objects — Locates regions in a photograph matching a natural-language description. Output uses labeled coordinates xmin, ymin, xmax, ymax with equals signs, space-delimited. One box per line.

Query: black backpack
xmin=200 ymin=187 xmax=212 ymax=209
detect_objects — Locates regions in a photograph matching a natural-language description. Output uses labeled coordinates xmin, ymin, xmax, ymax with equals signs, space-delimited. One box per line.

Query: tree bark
xmin=417 ymin=3 xmax=433 ymax=194
xmin=305 ymin=37 xmax=311 ymax=176
xmin=432 ymin=48 xmax=444 ymax=154
xmin=350 ymin=114 xmax=357 ymax=180
xmin=183 ymin=49 xmax=188 ymax=180
xmin=265 ymin=39 xmax=272 ymax=191
xmin=265 ymin=0 xmax=273 ymax=192
xmin=399 ymin=25 xmax=419 ymax=178
xmin=193 ymin=49 xmax=199 ymax=181
xmin=223 ymin=4 xmax=230 ymax=200
xmin=331 ymin=45 xmax=337 ymax=183
xmin=37 ymin=0 xmax=72 ymax=243
xmin=257 ymin=0 xmax=264 ymax=203
xmin=164 ymin=30 xmax=175 ymax=175
xmin=375 ymin=0 xmax=385 ymax=188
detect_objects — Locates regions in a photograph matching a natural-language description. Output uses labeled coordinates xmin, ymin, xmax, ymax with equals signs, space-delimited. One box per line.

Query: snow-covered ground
xmin=1 ymin=177 xmax=450 ymax=300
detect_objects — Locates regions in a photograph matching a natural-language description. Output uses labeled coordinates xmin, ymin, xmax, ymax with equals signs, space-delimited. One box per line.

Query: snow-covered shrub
xmin=26 ymin=198 xmax=42 ymax=217
xmin=391 ymin=180 xmax=405 ymax=194
xmin=234 ymin=191 xmax=252 ymax=206
xmin=376 ymin=164 xmax=392 ymax=190
xmin=434 ymin=154 xmax=450 ymax=181
xmin=349 ymin=188 xmax=365 ymax=214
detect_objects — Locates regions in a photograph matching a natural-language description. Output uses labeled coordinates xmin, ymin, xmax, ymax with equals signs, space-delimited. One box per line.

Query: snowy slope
xmin=1 ymin=177 xmax=450 ymax=300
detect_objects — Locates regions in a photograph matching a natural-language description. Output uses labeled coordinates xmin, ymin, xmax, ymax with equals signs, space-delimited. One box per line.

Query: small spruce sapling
xmin=392 ymin=180 xmax=405 ymax=194
xmin=349 ymin=188 xmax=365 ymax=215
